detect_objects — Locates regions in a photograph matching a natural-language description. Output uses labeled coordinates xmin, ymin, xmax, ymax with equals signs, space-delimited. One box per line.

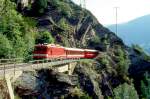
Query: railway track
xmin=0 ymin=58 xmax=90 ymax=77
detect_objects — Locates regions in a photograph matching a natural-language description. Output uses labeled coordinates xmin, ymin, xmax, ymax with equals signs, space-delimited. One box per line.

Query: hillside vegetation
xmin=0 ymin=0 xmax=150 ymax=99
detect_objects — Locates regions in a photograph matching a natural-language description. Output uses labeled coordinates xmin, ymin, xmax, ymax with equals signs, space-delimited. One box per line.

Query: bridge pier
xmin=68 ymin=62 xmax=77 ymax=75
xmin=54 ymin=62 xmax=77 ymax=75
xmin=0 ymin=71 xmax=23 ymax=99
xmin=5 ymin=75 xmax=14 ymax=99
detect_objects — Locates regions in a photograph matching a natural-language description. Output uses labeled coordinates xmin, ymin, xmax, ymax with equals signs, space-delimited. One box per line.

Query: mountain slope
xmin=1 ymin=0 xmax=150 ymax=99
xmin=107 ymin=15 xmax=150 ymax=53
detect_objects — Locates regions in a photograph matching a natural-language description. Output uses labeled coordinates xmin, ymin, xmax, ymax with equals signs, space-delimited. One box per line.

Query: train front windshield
xmin=34 ymin=46 xmax=47 ymax=53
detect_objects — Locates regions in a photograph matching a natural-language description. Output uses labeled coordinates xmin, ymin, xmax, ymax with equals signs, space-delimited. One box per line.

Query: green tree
xmin=132 ymin=44 xmax=144 ymax=55
xmin=0 ymin=0 xmax=38 ymax=59
xmin=33 ymin=0 xmax=48 ymax=14
xmin=49 ymin=0 xmax=73 ymax=17
xmin=36 ymin=31 xmax=54 ymax=44
xmin=114 ymin=83 xmax=139 ymax=99
xmin=0 ymin=34 xmax=12 ymax=58
xmin=141 ymin=72 xmax=150 ymax=99
xmin=90 ymin=35 xmax=101 ymax=45
xmin=114 ymin=46 xmax=130 ymax=76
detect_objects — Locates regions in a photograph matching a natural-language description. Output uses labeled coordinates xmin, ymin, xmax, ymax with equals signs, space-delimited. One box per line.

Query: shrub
xmin=70 ymin=87 xmax=92 ymax=99
xmin=114 ymin=46 xmax=130 ymax=76
xmin=31 ymin=0 xmax=48 ymax=14
xmin=113 ymin=83 xmax=139 ymax=99
xmin=141 ymin=72 xmax=150 ymax=99
xmin=0 ymin=34 xmax=12 ymax=58
xmin=36 ymin=31 xmax=54 ymax=44
xmin=132 ymin=44 xmax=144 ymax=55
xmin=0 ymin=0 xmax=38 ymax=59
xmin=90 ymin=36 xmax=101 ymax=45
xmin=100 ymin=57 xmax=109 ymax=67
xmin=49 ymin=0 xmax=73 ymax=17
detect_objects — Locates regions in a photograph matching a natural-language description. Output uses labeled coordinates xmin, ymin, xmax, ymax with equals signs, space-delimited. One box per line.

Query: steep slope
xmin=107 ymin=15 xmax=150 ymax=53
xmin=20 ymin=0 xmax=124 ymax=49
xmin=1 ymin=0 xmax=150 ymax=99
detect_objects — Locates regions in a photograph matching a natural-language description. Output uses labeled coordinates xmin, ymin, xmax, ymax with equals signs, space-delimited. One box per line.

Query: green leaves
xmin=34 ymin=0 xmax=48 ymax=14
xmin=36 ymin=31 xmax=54 ymax=44
xmin=49 ymin=0 xmax=73 ymax=17
xmin=114 ymin=83 xmax=139 ymax=99
xmin=141 ymin=72 xmax=150 ymax=99
xmin=0 ymin=34 xmax=12 ymax=58
xmin=114 ymin=46 xmax=130 ymax=76
xmin=0 ymin=0 xmax=38 ymax=59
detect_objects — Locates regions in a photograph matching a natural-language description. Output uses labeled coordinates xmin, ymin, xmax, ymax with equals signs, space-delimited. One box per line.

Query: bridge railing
xmin=0 ymin=58 xmax=24 ymax=65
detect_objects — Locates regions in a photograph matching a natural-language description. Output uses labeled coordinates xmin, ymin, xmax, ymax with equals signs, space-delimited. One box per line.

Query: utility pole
xmin=80 ymin=0 xmax=86 ymax=8
xmin=114 ymin=7 xmax=119 ymax=35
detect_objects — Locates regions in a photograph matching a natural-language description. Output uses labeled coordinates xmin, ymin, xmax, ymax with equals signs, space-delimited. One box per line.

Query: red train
xmin=33 ymin=44 xmax=99 ymax=59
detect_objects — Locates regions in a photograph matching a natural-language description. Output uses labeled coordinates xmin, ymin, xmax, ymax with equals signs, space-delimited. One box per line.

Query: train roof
xmin=35 ymin=44 xmax=64 ymax=48
xmin=65 ymin=47 xmax=84 ymax=51
xmin=84 ymin=49 xmax=98 ymax=52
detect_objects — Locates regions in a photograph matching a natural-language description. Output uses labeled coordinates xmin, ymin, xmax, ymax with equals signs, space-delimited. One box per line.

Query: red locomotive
xmin=33 ymin=44 xmax=99 ymax=59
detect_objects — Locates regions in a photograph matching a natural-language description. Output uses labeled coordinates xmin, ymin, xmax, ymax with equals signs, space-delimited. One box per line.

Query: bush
xmin=114 ymin=46 xmax=130 ymax=76
xmin=49 ymin=0 xmax=73 ymax=17
xmin=113 ymin=83 xmax=139 ymax=99
xmin=141 ymin=72 xmax=150 ymax=99
xmin=0 ymin=0 xmax=38 ymax=59
xmin=69 ymin=87 xmax=92 ymax=99
xmin=36 ymin=31 xmax=54 ymax=44
xmin=99 ymin=57 xmax=109 ymax=67
xmin=0 ymin=34 xmax=12 ymax=58
xmin=90 ymin=35 xmax=101 ymax=45
xmin=32 ymin=0 xmax=48 ymax=14
xmin=132 ymin=44 xmax=144 ymax=55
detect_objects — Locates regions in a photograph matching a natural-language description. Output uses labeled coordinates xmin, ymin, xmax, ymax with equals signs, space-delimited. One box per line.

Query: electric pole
xmin=80 ymin=0 xmax=86 ymax=8
xmin=114 ymin=7 xmax=119 ymax=35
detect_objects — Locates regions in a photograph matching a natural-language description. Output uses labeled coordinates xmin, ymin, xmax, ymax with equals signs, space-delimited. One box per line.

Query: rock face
xmin=75 ymin=63 xmax=103 ymax=99
xmin=17 ymin=0 xmax=34 ymax=11
xmin=13 ymin=0 xmax=150 ymax=99
xmin=14 ymin=69 xmax=78 ymax=99
xmin=18 ymin=0 xmax=124 ymax=49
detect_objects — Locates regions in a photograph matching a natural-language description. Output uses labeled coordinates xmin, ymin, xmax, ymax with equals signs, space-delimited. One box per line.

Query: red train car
xmin=33 ymin=44 xmax=99 ymax=60
xmin=65 ymin=48 xmax=84 ymax=59
xmin=84 ymin=49 xmax=99 ymax=59
xmin=33 ymin=44 xmax=66 ymax=59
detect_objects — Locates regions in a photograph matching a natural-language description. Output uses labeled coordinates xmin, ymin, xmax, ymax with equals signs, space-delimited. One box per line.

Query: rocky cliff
xmin=4 ymin=0 xmax=150 ymax=99
xmin=18 ymin=0 xmax=124 ymax=49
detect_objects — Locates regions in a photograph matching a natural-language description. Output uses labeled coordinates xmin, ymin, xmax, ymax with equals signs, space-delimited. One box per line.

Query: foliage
xmin=140 ymin=72 xmax=150 ymax=99
xmin=0 ymin=0 xmax=38 ymax=59
xmin=114 ymin=46 xmax=130 ymax=76
xmin=132 ymin=44 xmax=150 ymax=61
xmin=70 ymin=87 xmax=92 ymax=99
xmin=101 ymin=34 xmax=109 ymax=45
xmin=0 ymin=0 xmax=15 ymax=16
xmin=89 ymin=35 xmax=101 ymax=46
xmin=80 ymin=93 xmax=92 ymax=99
xmin=98 ymin=55 xmax=109 ymax=67
xmin=0 ymin=34 xmax=12 ymax=58
xmin=49 ymin=0 xmax=73 ymax=17
xmin=113 ymin=83 xmax=139 ymax=99
xmin=58 ymin=18 xmax=73 ymax=33
xmin=143 ymin=54 xmax=150 ymax=62
xmin=36 ymin=31 xmax=54 ymax=44
xmin=57 ymin=18 xmax=73 ymax=46
xmin=32 ymin=0 xmax=48 ymax=14
xmin=132 ymin=44 xmax=144 ymax=55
